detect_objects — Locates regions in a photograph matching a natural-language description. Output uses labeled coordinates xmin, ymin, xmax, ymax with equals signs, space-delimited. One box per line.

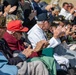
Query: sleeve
xmin=8 ymin=53 xmax=27 ymax=65
xmin=28 ymin=31 xmax=46 ymax=49
xmin=65 ymin=13 xmax=74 ymax=20
xmin=29 ymin=51 xmax=41 ymax=58
xmin=47 ymin=37 xmax=61 ymax=48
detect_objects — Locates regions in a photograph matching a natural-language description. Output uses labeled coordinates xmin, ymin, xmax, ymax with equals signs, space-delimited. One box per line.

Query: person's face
xmin=68 ymin=4 xmax=73 ymax=10
xmin=42 ymin=21 xmax=50 ymax=31
xmin=64 ymin=4 xmax=69 ymax=11
xmin=51 ymin=26 xmax=57 ymax=33
xmin=0 ymin=27 xmax=6 ymax=38
xmin=13 ymin=31 xmax=22 ymax=40
xmin=20 ymin=0 xmax=25 ymax=5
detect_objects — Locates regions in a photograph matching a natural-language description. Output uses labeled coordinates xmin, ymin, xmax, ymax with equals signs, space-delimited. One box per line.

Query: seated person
xmin=0 ymin=16 xmax=49 ymax=75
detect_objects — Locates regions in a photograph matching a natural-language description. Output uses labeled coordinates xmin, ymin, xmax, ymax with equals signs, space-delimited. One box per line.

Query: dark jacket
xmin=0 ymin=38 xmax=25 ymax=65
xmin=3 ymin=32 xmax=25 ymax=51
xmin=3 ymin=32 xmax=41 ymax=58
xmin=32 ymin=1 xmax=46 ymax=16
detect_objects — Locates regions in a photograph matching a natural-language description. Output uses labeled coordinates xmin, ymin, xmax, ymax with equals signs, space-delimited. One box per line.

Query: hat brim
xmin=19 ymin=27 xmax=29 ymax=32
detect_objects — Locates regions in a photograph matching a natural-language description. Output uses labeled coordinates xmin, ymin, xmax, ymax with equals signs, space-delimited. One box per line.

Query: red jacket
xmin=3 ymin=32 xmax=40 ymax=58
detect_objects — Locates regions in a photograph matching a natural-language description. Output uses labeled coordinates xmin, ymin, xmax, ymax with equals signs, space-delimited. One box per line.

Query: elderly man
xmin=27 ymin=13 xmax=70 ymax=70
xmin=28 ymin=13 xmax=62 ymax=49
xmin=0 ymin=16 xmax=49 ymax=75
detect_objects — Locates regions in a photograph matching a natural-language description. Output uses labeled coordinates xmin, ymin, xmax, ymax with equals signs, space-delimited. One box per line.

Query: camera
xmin=51 ymin=7 xmax=55 ymax=11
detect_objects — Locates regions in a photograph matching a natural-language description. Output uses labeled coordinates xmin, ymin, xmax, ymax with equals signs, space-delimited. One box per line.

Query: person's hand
xmin=72 ymin=25 xmax=76 ymax=31
xmin=70 ymin=8 xmax=75 ymax=14
xmin=3 ymin=5 xmax=11 ymax=16
xmin=22 ymin=45 xmax=33 ymax=58
xmin=45 ymin=4 xmax=52 ymax=11
xmin=9 ymin=6 xmax=17 ymax=13
xmin=53 ymin=26 xmax=62 ymax=38
xmin=4 ymin=5 xmax=11 ymax=13
xmin=0 ymin=12 xmax=3 ymax=16
xmin=28 ymin=10 xmax=37 ymax=20
xmin=34 ymin=40 xmax=49 ymax=52
xmin=23 ymin=42 xmax=31 ymax=48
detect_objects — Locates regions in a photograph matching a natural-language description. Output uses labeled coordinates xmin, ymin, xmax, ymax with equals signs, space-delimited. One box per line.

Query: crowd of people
xmin=0 ymin=0 xmax=76 ymax=75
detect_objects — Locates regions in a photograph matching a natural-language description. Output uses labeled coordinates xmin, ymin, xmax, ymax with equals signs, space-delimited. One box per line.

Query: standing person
xmin=0 ymin=16 xmax=49 ymax=75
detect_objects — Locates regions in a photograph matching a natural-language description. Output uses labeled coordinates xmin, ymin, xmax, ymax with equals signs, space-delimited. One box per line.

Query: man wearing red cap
xmin=3 ymin=20 xmax=49 ymax=57
xmin=0 ymin=18 xmax=49 ymax=75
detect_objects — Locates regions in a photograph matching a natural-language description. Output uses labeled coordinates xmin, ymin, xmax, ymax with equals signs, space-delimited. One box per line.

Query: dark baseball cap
xmin=37 ymin=13 xmax=53 ymax=23
xmin=54 ymin=15 xmax=65 ymax=21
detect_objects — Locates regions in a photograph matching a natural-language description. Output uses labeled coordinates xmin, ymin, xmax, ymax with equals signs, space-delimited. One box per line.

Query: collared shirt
xmin=28 ymin=24 xmax=61 ymax=49
xmin=28 ymin=24 xmax=46 ymax=49
xmin=59 ymin=8 xmax=74 ymax=20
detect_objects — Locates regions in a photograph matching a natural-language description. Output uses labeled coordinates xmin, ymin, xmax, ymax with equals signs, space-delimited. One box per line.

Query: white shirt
xmin=47 ymin=37 xmax=61 ymax=48
xmin=59 ymin=8 xmax=74 ymax=20
xmin=28 ymin=24 xmax=61 ymax=49
xmin=28 ymin=24 xmax=69 ymax=68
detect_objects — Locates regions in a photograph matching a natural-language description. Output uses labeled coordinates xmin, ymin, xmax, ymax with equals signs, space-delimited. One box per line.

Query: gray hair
xmin=37 ymin=21 xmax=44 ymax=25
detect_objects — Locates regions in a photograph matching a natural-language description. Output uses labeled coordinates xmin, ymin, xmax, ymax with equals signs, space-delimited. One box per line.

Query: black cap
xmin=54 ymin=15 xmax=65 ymax=22
xmin=51 ymin=21 xmax=59 ymax=27
xmin=37 ymin=13 xmax=53 ymax=23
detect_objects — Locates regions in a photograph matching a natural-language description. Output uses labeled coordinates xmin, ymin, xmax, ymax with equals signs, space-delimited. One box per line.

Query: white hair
xmin=7 ymin=30 xmax=14 ymax=34
xmin=37 ymin=21 xmax=44 ymax=25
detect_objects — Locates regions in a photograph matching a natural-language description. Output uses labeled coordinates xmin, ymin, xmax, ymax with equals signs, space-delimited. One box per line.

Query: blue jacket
xmin=0 ymin=52 xmax=18 ymax=75
xmin=32 ymin=1 xmax=47 ymax=16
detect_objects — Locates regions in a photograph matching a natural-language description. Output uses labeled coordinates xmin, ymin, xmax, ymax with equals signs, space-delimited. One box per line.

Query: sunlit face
xmin=13 ymin=31 xmax=22 ymax=40
xmin=64 ymin=4 xmax=69 ymax=11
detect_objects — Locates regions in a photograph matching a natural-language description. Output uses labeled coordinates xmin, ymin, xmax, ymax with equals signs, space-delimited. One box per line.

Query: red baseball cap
xmin=7 ymin=20 xmax=28 ymax=32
